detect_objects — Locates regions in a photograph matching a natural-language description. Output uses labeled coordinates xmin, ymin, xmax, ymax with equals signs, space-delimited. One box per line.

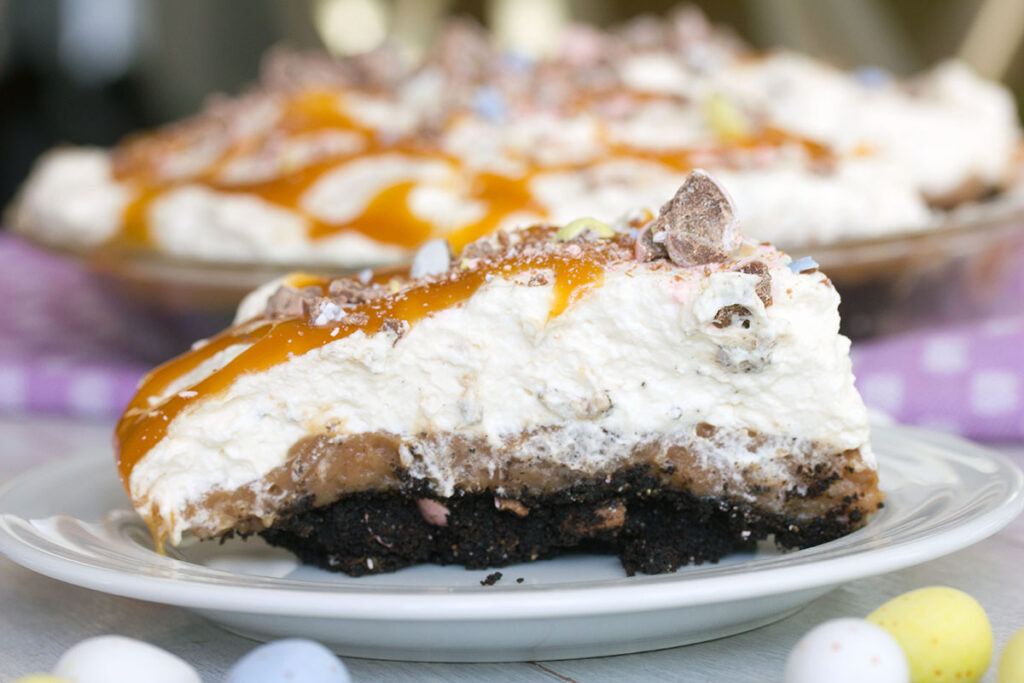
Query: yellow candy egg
xmin=11 ymin=676 xmax=72 ymax=683
xmin=867 ymin=586 xmax=992 ymax=683
xmin=999 ymin=627 xmax=1024 ymax=683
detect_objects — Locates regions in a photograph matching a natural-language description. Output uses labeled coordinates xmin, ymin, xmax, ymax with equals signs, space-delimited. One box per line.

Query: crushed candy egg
xmin=554 ymin=217 xmax=614 ymax=241
xmin=410 ymin=238 xmax=452 ymax=278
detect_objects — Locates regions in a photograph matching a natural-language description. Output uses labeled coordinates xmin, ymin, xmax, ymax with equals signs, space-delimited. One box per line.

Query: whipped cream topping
xmin=10 ymin=149 xmax=129 ymax=249
xmin=721 ymin=53 xmax=1019 ymax=200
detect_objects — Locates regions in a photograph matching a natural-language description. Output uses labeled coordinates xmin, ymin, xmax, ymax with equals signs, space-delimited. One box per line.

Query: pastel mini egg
xmin=11 ymin=676 xmax=72 ymax=683
xmin=783 ymin=618 xmax=910 ymax=683
xmin=867 ymin=586 xmax=992 ymax=683
xmin=998 ymin=627 xmax=1024 ymax=683
xmin=224 ymin=639 xmax=350 ymax=683
xmin=53 ymin=635 xmax=201 ymax=683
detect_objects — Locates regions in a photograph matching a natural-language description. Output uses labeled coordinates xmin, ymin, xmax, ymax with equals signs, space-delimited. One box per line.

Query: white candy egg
xmin=784 ymin=618 xmax=910 ymax=683
xmin=53 ymin=635 xmax=201 ymax=683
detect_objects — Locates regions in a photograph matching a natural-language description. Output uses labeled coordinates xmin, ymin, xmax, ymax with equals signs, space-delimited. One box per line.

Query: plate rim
xmin=0 ymin=424 xmax=1021 ymax=622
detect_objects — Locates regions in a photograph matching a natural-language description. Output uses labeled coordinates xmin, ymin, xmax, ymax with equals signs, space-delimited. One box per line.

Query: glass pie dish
xmin=800 ymin=196 xmax=1024 ymax=338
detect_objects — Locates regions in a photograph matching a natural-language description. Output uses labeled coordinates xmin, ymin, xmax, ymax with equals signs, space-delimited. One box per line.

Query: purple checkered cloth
xmin=1 ymin=233 xmax=1023 ymax=440
xmin=0 ymin=234 xmax=192 ymax=417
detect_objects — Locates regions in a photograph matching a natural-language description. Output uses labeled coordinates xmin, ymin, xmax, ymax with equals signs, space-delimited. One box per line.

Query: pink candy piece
xmin=417 ymin=498 xmax=450 ymax=527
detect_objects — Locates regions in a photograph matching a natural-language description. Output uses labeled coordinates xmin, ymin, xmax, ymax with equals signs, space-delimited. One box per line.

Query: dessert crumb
xmin=516 ymin=577 xmax=524 ymax=584
xmin=480 ymin=571 xmax=503 ymax=586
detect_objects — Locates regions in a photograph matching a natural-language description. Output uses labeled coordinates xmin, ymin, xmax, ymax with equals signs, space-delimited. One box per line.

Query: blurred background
xmin=1 ymin=0 xmax=1023 ymax=440
xmin=2 ymin=0 xmax=1024 ymax=209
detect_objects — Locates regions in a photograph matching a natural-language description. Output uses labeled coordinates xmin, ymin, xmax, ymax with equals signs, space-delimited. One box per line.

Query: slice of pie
xmin=116 ymin=171 xmax=881 ymax=575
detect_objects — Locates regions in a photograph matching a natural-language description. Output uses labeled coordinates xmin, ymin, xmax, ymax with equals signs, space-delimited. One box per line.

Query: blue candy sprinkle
xmin=474 ymin=86 xmax=508 ymax=121
xmin=788 ymin=256 xmax=819 ymax=273
xmin=502 ymin=51 xmax=535 ymax=73
xmin=224 ymin=639 xmax=350 ymax=683
xmin=855 ymin=67 xmax=890 ymax=89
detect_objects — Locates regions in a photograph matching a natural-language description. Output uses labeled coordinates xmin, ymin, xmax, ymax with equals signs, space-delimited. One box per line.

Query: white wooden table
xmin=1 ymin=415 xmax=1022 ymax=682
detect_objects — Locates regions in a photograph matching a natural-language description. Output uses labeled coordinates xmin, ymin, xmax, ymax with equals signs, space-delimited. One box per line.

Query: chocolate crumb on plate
xmin=480 ymin=571 xmax=503 ymax=586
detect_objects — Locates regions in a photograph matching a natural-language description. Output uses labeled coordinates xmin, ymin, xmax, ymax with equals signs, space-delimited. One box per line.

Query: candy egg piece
xmin=783 ymin=618 xmax=910 ymax=683
xmin=867 ymin=587 xmax=992 ymax=683
xmin=999 ymin=627 xmax=1024 ymax=683
xmin=225 ymin=639 xmax=350 ymax=683
xmin=52 ymin=635 xmax=201 ymax=683
xmin=11 ymin=676 xmax=72 ymax=683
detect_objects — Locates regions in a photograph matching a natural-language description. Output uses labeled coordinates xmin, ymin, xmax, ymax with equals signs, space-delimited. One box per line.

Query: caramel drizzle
xmin=113 ymin=89 xmax=832 ymax=251
xmin=116 ymin=91 xmax=546 ymax=251
xmin=116 ymin=226 xmax=616 ymax=482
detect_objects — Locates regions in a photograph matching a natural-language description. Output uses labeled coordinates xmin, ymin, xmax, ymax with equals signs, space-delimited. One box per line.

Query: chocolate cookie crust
xmin=259 ymin=466 xmax=876 ymax=576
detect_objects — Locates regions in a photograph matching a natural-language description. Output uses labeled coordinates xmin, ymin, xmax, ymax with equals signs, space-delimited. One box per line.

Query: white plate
xmin=0 ymin=424 xmax=1021 ymax=662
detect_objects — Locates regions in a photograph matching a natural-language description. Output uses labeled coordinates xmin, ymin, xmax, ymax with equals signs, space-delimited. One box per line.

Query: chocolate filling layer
xmin=176 ymin=424 xmax=881 ymax=546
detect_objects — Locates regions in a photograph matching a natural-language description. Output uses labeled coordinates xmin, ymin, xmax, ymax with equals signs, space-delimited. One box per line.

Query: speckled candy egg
xmin=999 ymin=627 xmax=1024 ymax=683
xmin=52 ymin=635 xmax=201 ymax=683
xmin=867 ymin=587 xmax=993 ymax=683
xmin=784 ymin=618 xmax=910 ymax=683
xmin=224 ymin=639 xmax=351 ymax=683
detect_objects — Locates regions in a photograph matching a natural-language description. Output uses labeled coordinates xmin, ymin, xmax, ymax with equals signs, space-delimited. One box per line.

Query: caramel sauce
xmin=233 ymin=159 xmax=342 ymax=216
xmin=116 ymin=90 xmax=377 ymax=245
xmin=119 ymin=186 xmax=164 ymax=245
xmin=318 ymin=180 xmax=432 ymax=245
xmin=111 ymin=88 xmax=836 ymax=251
xmin=549 ymin=255 xmax=604 ymax=319
xmin=445 ymin=172 xmax=541 ymax=250
xmin=600 ymin=124 xmax=830 ymax=172
xmin=760 ymin=126 xmax=831 ymax=161
xmin=116 ymin=226 xmax=619 ymax=483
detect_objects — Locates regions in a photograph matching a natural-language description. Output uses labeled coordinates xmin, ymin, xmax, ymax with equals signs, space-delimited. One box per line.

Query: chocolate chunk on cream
xmin=649 ymin=170 xmax=740 ymax=266
xmin=737 ymin=260 xmax=773 ymax=307
xmin=634 ymin=221 xmax=668 ymax=262
xmin=265 ymin=285 xmax=321 ymax=319
xmin=327 ymin=278 xmax=388 ymax=305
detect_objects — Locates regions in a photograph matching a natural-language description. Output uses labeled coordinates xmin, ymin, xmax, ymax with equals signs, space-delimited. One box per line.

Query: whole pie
xmin=10 ymin=10 xmax=1019 ymax=267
